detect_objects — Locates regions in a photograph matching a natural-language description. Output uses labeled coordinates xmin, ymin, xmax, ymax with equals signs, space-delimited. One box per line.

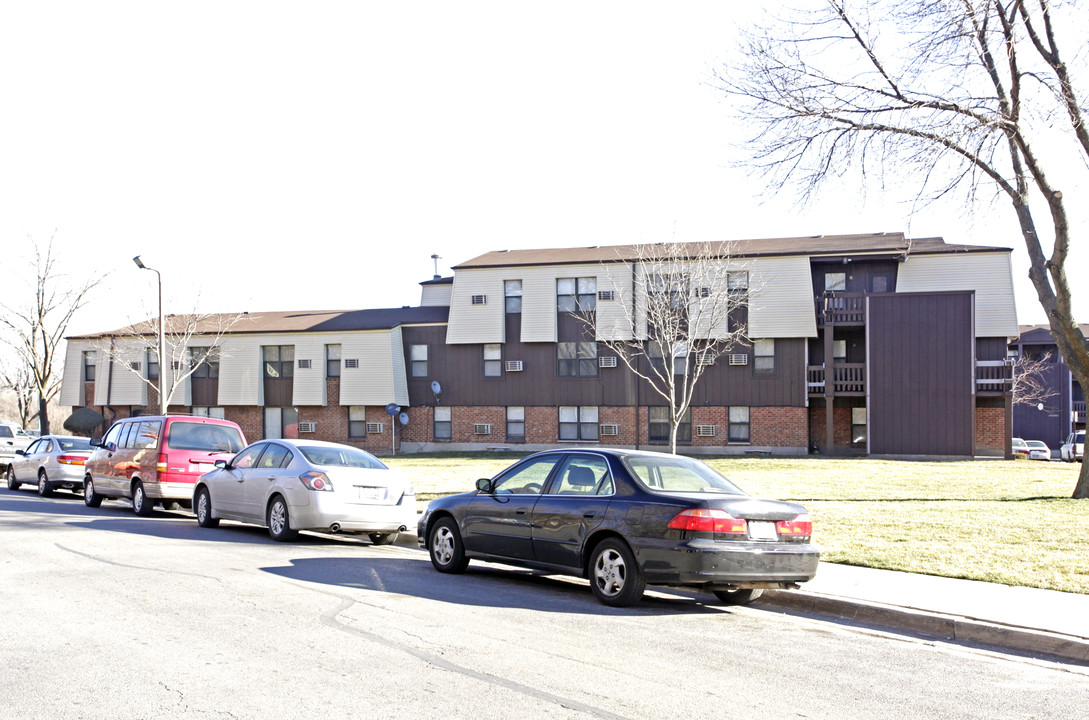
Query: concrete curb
xmin=761 ymin=589 xmax=1089 ymax=665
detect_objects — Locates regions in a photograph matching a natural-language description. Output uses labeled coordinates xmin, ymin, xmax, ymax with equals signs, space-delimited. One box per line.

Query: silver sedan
xmin=6 ymin=435 xmax=94 ymax=497
xmin=193 ymin=439 xmax=416 ymax=544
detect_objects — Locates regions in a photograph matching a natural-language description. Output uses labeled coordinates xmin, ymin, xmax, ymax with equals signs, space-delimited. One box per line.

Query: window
xmin=559 ymin=406 xmax=598 ymax=441
xmin=433 ymin=406 xmax=451 ymax=441
xmin=147 ymin=351 xmax=159 ymax=381
xmin=191 ymin=407 xmax=226 ymax=419
xmin=263 ymin=346 xmax=294 ymax=378
xmin=134 ymin=421 xmax=161 ymax=449
xmin=119 ymin=422 xmax=138 ymax=449
xmin=191 ymin=347 xmax=219 ymax=379
xmin=492 ymin=455 xmax=558 ymax=495
xmin=832 ymin=340 xmax=847 ymax=364
xmin=852 ymin=407 xmax=867 ymax=446
xmin=83 ymin=351 xmax=96 ymax=382
xmin=409 ymin=344 xmax=428 ymax=378
xmin=326 ymin=344 xmax=341 ymax=378
xmin=727 ymin=271 xmax=749 ymax=292
xmin=825 ymin=272 xmax=847 ymax=292
xmin=728 ymin=406 xmax=750 ymax=443
xmin=648 ymin=406 xmax=691 ymax=443
xmin=264 ymin=407 xmax=299 ymax=439
xmin=557 ymin=277 xmax=596 ymax=313
xmin=506 ymin=407 xmax=525 ymax=442
xmin=558 ymin=342 xmax=598 ymax=377
xmin=231 ymin=443 xmax=265 ymax=469
xmin=647 ymin=342 xmax=688 ymax=375
xmin=257 ymin=443 xmax=293 ymax=469
xmin=483 ymin=344 xmax=502 ymax=377
xmin=754 ymin=339 xmax=775 ymax=376
xmin=871 ymin=274 xmax=892 ymax=293
xmin=349 ymin=406 xmax=367 ymax=438
xmin=504 ymin=280 xmax=522 ymax=314
xmin=550 ymin=455 xmax=613 ymax=495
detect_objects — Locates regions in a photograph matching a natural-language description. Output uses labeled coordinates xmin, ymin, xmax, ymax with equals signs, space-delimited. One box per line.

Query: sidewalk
xmin=761 ymin=562 xmax=1089 ymax=664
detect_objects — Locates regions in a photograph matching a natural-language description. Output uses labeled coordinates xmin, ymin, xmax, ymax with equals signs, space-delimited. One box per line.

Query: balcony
xmin=976 ymin=360 xmax=1012 ymax=396
xmin=807 ymin=363 xmax=866 ymax=396
xmin=815 ymin=293 xmax=866 ymax=326
xmin=1075 ymin=400 xmax=1086 ymax=423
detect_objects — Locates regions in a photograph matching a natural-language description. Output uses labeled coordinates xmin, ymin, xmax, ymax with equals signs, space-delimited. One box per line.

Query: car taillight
xmin=57 ymin=455 xmax=86 ymax=466
xmin=668 ymin=508 xmax=747 ymax=535
xmin=299 ymin=471 xmax=334 ymax=491
xmin=776 ymin=513 xmax=812 ymax=537
xmin=157 ymin=453 xmax=169 ymax=473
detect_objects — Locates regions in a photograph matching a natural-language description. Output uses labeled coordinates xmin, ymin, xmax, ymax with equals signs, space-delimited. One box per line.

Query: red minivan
xmin=84 ymin=415 xmax=247 ymax=515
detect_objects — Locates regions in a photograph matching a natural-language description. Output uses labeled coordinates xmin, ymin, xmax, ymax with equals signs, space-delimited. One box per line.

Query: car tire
xmin=589 ymin=538 xmax=645 ymax=607
xmin=267 ymin=497 xmax=297 ymax=542
xmin=368 ymin=532 xmax=398 ymax=546
xmin=132 ymin=482 xmax=153 ymax=517
xmin=37 ymin=471 xmax=53 ymax=497
xmin=428 ymin=517 xmax=469 ymax=573
xmin=83 ymin=476 xmax=102 ymax=508
xmin=712 ymin=588 xmax=764 ymax=606
xmin=195 ymin=488 xmax=219 ymax=529
xmin=6 ymin=467 xmax=20 ymax=491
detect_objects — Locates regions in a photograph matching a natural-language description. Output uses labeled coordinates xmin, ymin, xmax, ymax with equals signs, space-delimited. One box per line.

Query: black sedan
xmin=418 ymin=448 xmax=818 ymax=607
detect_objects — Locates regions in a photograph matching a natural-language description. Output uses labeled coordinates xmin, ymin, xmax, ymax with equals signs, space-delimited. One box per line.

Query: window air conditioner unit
xmin=345 ymin=359 xmax=360 ymax=369
xmin=597 ymin=290 xmax=615 ymax=301
xmin=297 ymin=359 xmax=312 ymax=369
xmin=696 ymin=425 xmax=717 ymax=437
xmin=697 ymin=354 xmax=715 ymax=367
xmin=599 ymin=424 xmax=619 ymax=436
xmin=298 ymin=422 xmax=316 ymax=433
xmin=473 ymin=423 xmax=492 ymax=435
xmin=471 ymin=294 xmax=488 ymax=305
xmin=695 ymin=287 xmax=711 ymax=298
xmin=130 ymin=361 xmax=142 ymax=371
xmin=729 ymin=354 xmax=749 ymax=366
xmin=599 ymin=356 xmax=618 ymax=368
xmin=505 ymin=360 xmax=524 ymax=372
xmin=366 ymin=422 xmax=384 ymax=433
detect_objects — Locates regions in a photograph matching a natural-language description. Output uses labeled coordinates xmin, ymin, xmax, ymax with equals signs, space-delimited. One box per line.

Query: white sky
xmin=1 ymin=1 xmax=1084 ymax=340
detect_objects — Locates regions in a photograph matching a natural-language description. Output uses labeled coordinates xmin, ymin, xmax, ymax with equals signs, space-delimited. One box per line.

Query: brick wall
xmin=751 ymin=406 xmax=808 ymax=447
xmin=975 ymin=405 xmax=1006 ymax=454
xmin=809 ymin=405 xmax=854 ymax=448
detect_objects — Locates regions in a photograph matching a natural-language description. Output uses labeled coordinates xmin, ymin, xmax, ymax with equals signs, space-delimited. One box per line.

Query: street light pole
xmin=133 ymin=256 xmax=167 ymax=414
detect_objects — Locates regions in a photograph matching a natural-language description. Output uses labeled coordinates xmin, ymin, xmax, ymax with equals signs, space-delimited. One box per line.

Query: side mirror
xmin=90 ymin=438 xmax=102 ymax=447
xmin=15 ymin=450 xmax=26 ymax=457
xmin=214 ymin=459 xmax=228 ymax=469
xmin=475 ymin=477 xmax=493 ymax=493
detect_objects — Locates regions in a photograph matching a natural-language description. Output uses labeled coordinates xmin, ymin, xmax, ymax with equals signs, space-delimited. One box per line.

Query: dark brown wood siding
xmin=868 ymin=292 xmax=975 ymax=455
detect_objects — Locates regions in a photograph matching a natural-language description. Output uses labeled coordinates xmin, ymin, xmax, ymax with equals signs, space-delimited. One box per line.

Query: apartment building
xmin=61 ymin=232 xmax=1020 ymax=457
xmin=1011 ymin=324 xmax=1088 ymax=448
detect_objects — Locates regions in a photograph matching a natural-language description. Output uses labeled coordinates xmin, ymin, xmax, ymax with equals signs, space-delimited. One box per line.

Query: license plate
xmin=747 ymin=521 xmax=778 ymax=541
xmin=191 ymin=463 xmax=215 ymax=473
xmin=358 ymin=487 xmax=384 ymax=501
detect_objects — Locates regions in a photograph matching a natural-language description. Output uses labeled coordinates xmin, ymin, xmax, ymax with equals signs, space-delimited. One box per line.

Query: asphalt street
xmin=2 ymin=487 xmax=1088 ymax=720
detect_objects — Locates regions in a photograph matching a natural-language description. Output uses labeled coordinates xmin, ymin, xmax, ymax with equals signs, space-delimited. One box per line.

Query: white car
xmin=1025 ymin=440 xmax=1051 ymax=461
xmin=1061 ymin=431 xmax=1085 ymax=462
xmin=6 ymin=435 xmax=94 ymax=496
xmin=0 ymin=421 xmax=35 ymax=472
xmin=193 ymin=439 xmax=416 ymax=543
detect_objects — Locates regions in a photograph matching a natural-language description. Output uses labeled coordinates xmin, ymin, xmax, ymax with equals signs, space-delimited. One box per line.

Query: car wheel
xmin=132 ymin=482 xmax=153 ymax=516
xmin=195 ymin=488 xmax=220 ymax=529
xmin=267 ymin=497 xmax=297 ymax=542
xmin=6 ymin=467 xmax=20 ymax=491
xmin=712 ymin=588 xmax=764 ymax=606
xmin=84 ymin=477 xmax=103 ymax=507
xmin=428 ymin=517 xmax=469 ymax=573
xmin=37 ymin=470 xmax=53 ymax=497
xmin=589 ymin=538 xmax=645 ymax=607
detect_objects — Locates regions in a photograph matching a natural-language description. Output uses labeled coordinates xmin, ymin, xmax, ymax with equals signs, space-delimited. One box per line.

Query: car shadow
xmin=261 ymin=555 xmax=726 ymax=616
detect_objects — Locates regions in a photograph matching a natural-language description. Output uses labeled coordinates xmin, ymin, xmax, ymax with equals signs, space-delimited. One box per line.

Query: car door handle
xmin=583 ymin=512 xmax=597 ymax=519
xmin=516 ymin=508 xmax=528 ymax=515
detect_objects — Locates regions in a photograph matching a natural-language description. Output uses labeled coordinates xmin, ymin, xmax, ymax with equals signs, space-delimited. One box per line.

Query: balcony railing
xmin=807 ymin=363 xmax=866 ymax=396
xmin=815 ymin=293 xmax=866 ymax=326
xmin=1075 ymin=400 xmax=1086 ymax=422
xmin=976 ymin=360 xmax=1013 ymax=395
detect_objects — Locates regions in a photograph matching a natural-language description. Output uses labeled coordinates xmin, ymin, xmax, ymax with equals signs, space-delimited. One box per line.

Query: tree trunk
xmin=1073 ymin=456 xmax=1089 ymax=500
xmin=38 ymin=393 xmax=50 ymax=435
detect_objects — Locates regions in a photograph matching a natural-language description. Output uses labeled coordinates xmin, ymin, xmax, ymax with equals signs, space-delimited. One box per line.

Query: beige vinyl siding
xmin=519 ymin=270 xmax=558 ymax=343
xmin=92 ymin=340 xmax=148 ymax=406
xmin=390 ymin=326 xmax=409 ymax=405
xmin=339 ymin=330 xmax=409 ymax=406
xmin=59 ymin=342 xmax=87 ymax=407
xmin=897 ymin=252 xmax=1019 ymax=337
xmin=748 ymin=256 xmax=819 ymax=338
xmin=446 ymin=269 xmax=506 ymax=344
xmin=291 ymin=336 xmax=328 ymax=406
xmin=217 ymin=337 xmax=263 ymax=406
xmin=420 ymin=284 xmax=452 ymax=306
xmin=593 ymin=263 xmax=632 ymax=341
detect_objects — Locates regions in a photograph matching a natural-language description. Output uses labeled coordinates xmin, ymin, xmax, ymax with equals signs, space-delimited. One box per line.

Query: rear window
xmin=623 ymin=455 xmax=746 ymax=495
xmin=58 ymin=438 xmax=92 ymax=451
xmin=297 ymin=445 xmax=387 ymax=469
xmin=166 ymin=422 xmax=246 ymax=453
xmin=0 ymin=426 xmax=13 ymax=438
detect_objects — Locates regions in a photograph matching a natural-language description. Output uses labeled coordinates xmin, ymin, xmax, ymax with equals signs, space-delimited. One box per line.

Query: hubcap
xmin=593 ymin=548 xmax=626 ymax=596
xmin=198 ymin=493 xmax=208 ymax=521
xmin=85 ymin=481 xmax=93 ymax=499
xmin=432 ymin=526 xmax=455 ymax=564
xmin=134 ymin=487 xmax=144 ymax=511
xmin=270 ymin=502 xmax=286 ymax=534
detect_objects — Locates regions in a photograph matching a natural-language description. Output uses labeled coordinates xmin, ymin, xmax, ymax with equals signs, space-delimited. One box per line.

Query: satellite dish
xmin=385 ymin=403 xmax=400 ymax=416
xmin=431 ymin=381 xmax=442 ymax=395
xmin=399 ymin=412 xmax=410 ymax=426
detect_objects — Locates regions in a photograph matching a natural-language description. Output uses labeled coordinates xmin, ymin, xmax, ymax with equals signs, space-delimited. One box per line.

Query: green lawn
xmin=386 ymin=452 xmax=1089 ymax=595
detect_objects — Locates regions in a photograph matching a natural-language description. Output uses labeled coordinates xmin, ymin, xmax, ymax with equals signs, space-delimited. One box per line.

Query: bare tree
xmin=1011 ymin=351 xmax=1059 ymax=412
xmin=0 ymin=362 xmax=40 ymax=429
xmin=0 ymin=239 xmax=102 ymax=434
xmin=580 ymin=242 xmax=751 ymax=453
xmin=91 ymin=312 xmax=248 ymax=412
xmin=720 ymin=0 xmax=1089 ymax=496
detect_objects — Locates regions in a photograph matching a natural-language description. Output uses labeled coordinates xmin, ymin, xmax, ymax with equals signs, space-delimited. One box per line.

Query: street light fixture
xmin=133 ymin=256 xmax=167 ymax=413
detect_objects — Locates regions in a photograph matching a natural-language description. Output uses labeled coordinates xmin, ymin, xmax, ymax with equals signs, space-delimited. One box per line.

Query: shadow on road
xmin=261 ymin=555 xmax=726 ymax=617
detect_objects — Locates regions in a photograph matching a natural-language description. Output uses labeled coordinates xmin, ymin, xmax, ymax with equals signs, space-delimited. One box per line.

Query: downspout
xmin=633 ymin=260 xmax=640 ymax=450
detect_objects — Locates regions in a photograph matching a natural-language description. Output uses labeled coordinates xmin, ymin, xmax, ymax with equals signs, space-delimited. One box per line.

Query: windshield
xmin=623 ymin=455 xmax=745 ymax=495
xmin=166 ymin=422 xmax=246 ymax=453
xmin=298 ymin=445 xmax=388 ymax=470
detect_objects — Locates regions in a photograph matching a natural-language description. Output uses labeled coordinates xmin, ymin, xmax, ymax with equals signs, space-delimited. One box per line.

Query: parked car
xmin=418 ymin=448 xmax=819 ymax=607
xmin=6 ymin=435 xmax=94 ymax=496
xmin=193 ymin=439 xmax=416 ymax=543
xmin=1012 ymin=438 xmax=1030 ymax=459
xmin=1025 ymin=440 xmax=1051 ymax=461
xmin=1061 ymin=431 xmax=1085 ymax=462
xmin=83 ymin=415 xmax=247 ymax=515
xmin=0 ymin=421 xmax=35 ymax=472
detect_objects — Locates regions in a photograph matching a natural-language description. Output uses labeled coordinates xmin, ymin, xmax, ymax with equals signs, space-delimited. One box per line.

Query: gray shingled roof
xmin=454 ymin=233 xmax=1012 ymax=269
